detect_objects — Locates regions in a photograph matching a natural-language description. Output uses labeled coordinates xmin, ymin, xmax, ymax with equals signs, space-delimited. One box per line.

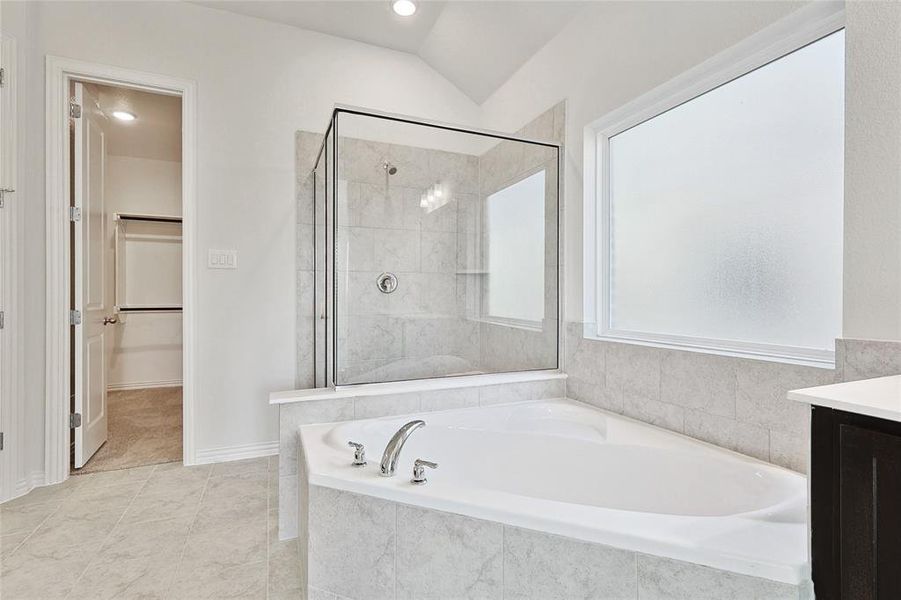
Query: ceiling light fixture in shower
xmin=111 ymin=110 xmax=136 ymax=122
xmin=392 ymin=0 xmax=417 ymax=17
xmin=420 ymin=182 xmax=450 ymax=213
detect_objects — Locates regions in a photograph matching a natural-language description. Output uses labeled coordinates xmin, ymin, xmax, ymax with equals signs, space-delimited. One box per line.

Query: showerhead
xmin=384 ymin=161 xmax=398 ymax=175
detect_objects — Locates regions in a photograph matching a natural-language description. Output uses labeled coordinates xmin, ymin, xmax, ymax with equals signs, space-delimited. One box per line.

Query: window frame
xmin=582 ymin=2 xmax=845 ymax=367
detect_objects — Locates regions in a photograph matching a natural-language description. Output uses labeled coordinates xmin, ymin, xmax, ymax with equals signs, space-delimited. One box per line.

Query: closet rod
xmin=115 ymin=213 xmax=182 ymax=224
xmin=117 ymin=306 xmax=183 ymax=313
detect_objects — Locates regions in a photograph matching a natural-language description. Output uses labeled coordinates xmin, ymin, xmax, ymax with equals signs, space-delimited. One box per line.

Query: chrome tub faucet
xmin=380 ymin=420 xmax=425 ymax=477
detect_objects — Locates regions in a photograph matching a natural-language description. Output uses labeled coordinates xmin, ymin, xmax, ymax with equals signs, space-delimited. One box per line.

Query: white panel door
xmin=73 ymin=82 xmax=110 ymax=468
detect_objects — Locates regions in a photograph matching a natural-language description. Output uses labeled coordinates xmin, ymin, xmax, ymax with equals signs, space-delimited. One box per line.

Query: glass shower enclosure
xmin=308 ymin=107 xmax=560 ymax=387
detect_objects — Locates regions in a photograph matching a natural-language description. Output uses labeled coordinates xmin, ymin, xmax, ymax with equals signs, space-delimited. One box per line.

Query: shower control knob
xmin=411 ymin=459 xmax=438 ymax=485
xmin=376 ymin=272 xmax=398 ymax=294
xmin=348 ymin=441 xmax=367 ymax=466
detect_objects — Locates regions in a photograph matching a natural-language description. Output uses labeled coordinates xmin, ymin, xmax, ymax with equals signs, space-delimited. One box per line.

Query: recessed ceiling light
xmin=392 ymin=0 xmax=416 ymax=17
xmin=112 ymin=110 xmax=136 ymax=122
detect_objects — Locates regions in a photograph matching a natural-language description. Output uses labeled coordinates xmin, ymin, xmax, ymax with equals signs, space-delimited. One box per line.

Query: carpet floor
xmin=72 ymin=387 xmax=182 ymax=475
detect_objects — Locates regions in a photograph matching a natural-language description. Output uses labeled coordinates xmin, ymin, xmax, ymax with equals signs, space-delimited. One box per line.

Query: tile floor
xmin=0 ymin=456 xmax=297 ymax=599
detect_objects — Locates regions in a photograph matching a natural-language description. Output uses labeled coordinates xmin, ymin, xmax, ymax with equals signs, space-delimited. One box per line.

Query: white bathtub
xmin=298 ymin=398 xmax=808 ymax=585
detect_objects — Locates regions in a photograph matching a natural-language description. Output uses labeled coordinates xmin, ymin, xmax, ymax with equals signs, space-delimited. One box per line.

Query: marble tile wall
xmin=334 ymin=137 xmax=481 ymax=384
xmin=566 ymin=322 xmax=901 ymax=473
xmin=303 ymin=485 xmax=801 ymax=600
xmin=277 ymin=377 xmax=565 ymax=539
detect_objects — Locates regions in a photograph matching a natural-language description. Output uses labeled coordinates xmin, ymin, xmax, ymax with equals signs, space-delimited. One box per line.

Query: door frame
xmin=0 ymin=34 xmax=20 ymax=503
xmin=45 ymin=56 xmax=197 ymax=484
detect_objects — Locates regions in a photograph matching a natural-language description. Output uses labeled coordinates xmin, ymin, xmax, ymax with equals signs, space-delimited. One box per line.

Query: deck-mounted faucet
xmin=380 ymin=420 xmax=425 ymax=477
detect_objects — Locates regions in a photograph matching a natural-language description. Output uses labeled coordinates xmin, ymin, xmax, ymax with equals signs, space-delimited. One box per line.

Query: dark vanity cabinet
xmin=811 ymin=406 xmax=901 ymax=599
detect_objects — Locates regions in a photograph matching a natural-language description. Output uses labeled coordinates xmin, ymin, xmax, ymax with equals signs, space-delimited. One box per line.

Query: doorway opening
xmin=68 ymin=81 xmax=184 ymax=475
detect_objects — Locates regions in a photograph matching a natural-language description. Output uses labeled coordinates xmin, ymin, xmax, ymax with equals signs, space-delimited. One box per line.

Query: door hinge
xmin=69 ymin=413 xmax=82 ymax=429
xmin=0 ymin=188 xmax=13 ymax=209
xmin=69 ymin=309 xmax=81 ymax=325
xmin=69 ymin=206 xmax=81 ymax=222
xmin=0 ymin=67 xmax=5 ymax=87
xmin=0 ymin=432 xmax=4 ymax=451
xmin=69 ymin=101 xmax=82 ymax=119
xmin=0 ymin=311 xmax=4 ymax=329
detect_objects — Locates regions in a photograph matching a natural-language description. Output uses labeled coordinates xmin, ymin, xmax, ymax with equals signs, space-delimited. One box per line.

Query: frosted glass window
xmin=606 ymin=30 xmax=843 ymax=352
xmin=488 ymin=170 xmax=546 ymax=322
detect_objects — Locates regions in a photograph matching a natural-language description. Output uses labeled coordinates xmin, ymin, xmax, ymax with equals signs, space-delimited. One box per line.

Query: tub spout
xmin=380 ymin=420 xmax=425 ymax=477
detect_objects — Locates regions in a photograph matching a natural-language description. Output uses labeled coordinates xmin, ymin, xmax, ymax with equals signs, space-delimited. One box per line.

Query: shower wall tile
xmin=349 ymin=183 xmax=407 ymax=229
xmin=387 ymin=142 xmax=432 ymax=189
xmin=429 ymin=149 xmax=479 ymax=194
xmin=420 ymin=231 xmax=456 ymax=273
xmin=344 ymin=316 xmax=404 ymax=364
xmin=376 ymin=229 xmax=420 ymax=272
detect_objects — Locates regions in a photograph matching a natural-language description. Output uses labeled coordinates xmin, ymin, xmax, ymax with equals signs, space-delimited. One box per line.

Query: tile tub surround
xmin=301 ymin=485 xmax=802 ymax=600
xmin=566 ymin=323 xmax=901 ymax=473
xmin=274 ymin=373 xmax=566 ymax=539
xmin=0 ymin=457 xmax=298 ymax=600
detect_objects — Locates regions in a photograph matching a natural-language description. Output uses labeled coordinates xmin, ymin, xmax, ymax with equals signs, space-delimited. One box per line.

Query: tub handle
xmin=411 ymin=459 xmax=438 ymax=485
xmin=347 ymin=441 xmax=367 ymax=466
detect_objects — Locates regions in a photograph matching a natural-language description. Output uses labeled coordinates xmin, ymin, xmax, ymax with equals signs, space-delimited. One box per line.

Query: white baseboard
xmin=107 ymin=379 xmax=183 ymax=391
xmin=2 ymin=470 xmax=46 ymax=505
xmin=194 ymin=441 xmax=278 ymax=465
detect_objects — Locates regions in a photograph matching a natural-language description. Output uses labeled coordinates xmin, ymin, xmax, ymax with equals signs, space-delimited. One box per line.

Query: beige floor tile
xmin=0 ymin=501 xmax=59 ymax=536
xmin=0 ymin=478 xmax=81 ymax=510
xmin=209 ymin=457 xmax=269 ymax=478
xmin=0 ymin=540 xmax=99 ymax=599
xmin=180 ymin=517 xmax=267 ymax=572
xmin=70 ymin=464 xmax=157 ymax=490
xmin=121 ymin=491 xmax=203 ymax=525
xmin=0 ymin=531 xmax=29 ymax=560
xmin=168 ymin=560 xmax=268 ymax=600
xmin=269 ymin=538 xmax=302 ymax=597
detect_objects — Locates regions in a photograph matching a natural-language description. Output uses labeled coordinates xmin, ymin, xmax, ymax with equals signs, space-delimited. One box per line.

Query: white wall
xmin=105 ymin=155 xmax=183 ymax=389
xmin=1 ymin=0 xmax=481 ymax=472
xmin=480 ymin=0 xmax=901 ymax=344
xmin=843 ymin=0 xmax=901 ymax=341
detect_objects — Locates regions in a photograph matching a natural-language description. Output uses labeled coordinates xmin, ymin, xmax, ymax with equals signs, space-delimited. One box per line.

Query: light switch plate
xmin=208 ymin=249 xmax=237 ymax=269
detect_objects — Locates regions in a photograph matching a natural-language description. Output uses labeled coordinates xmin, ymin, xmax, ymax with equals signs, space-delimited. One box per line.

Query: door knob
xmin=103 ymin=316 xmax=119 ymax=325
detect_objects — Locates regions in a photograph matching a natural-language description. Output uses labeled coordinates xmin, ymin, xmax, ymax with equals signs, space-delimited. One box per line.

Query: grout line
xmin=63 ymin=464 xmax=157 ymax=600
xmin=164 ymin=462 xmax=215 ymax=598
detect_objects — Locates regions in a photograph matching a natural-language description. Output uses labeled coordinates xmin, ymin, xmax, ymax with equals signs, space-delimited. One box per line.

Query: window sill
xmin=583 ymin=328 xmax=836 ymax=370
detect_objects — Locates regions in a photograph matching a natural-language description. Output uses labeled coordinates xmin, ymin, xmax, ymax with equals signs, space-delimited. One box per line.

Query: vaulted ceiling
xmin=192 ymin=1 xmax=586 ymax=103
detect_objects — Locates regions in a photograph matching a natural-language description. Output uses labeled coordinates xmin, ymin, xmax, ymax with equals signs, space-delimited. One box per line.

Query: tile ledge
xmin=270 ymin=370 xmax=566 ymax=405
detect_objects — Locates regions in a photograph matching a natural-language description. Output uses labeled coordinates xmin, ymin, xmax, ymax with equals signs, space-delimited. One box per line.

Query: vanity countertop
xmin=788 ymin=374 xmax=901 ymax=423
